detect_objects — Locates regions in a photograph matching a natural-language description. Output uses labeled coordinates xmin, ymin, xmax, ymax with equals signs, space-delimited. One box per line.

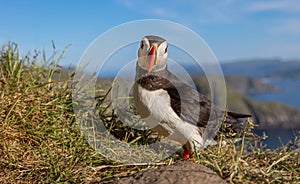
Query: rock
xmin=114 ymin=162 xmax=226 ymax=184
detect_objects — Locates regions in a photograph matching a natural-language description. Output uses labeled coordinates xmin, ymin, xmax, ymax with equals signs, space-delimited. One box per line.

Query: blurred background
xmin=1 ymin=0 xmax=300 ymax=148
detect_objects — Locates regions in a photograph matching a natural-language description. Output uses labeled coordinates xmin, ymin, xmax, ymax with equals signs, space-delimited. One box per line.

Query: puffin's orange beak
xmin=147 ymin=44 xmax=157 ymax=74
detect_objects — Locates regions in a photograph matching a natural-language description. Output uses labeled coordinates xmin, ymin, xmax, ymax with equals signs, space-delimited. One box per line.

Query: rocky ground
xmin=114 ymin=161 xmax=226 ymax=184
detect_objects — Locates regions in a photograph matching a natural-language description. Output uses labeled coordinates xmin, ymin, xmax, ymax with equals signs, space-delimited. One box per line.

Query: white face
xmin=137 ymin=36 xmax=168 ymax=74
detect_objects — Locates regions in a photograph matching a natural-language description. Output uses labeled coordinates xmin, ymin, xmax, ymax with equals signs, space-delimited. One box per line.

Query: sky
xmin=1 ymin=0 xmax=300 ymax=66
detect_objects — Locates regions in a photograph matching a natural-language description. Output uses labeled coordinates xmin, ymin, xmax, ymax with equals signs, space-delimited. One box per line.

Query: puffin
xmin=133 ymin=35 xmax=252 ymax=159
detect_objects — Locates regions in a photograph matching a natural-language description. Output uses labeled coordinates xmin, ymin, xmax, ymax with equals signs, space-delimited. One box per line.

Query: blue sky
xmin=1 ymin=0 xmax=300 ymax=66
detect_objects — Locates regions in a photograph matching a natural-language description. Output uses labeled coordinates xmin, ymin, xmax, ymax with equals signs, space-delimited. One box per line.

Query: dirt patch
xmin=114 ymin=161 xmax=226 ymax=184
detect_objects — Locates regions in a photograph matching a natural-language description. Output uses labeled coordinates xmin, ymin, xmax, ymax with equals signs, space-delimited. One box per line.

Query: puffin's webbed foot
xmin=183 ymin=142 xmax=195 ymax=160
xmin=183 ymin=149 xmax=195 ymax=160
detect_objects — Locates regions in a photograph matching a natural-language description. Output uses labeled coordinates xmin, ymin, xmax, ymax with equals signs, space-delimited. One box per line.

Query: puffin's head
xmin=137 ymin=35 xmax=168 ymax=74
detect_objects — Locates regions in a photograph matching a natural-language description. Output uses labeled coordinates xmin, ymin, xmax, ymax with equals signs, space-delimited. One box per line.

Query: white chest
xmin=136 ymin=85 xmax=171 ymax=127
xmin=134 ymin=84 xmax=204 ymax=146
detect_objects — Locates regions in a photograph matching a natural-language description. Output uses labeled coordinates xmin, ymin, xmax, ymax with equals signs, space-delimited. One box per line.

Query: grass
xmin=0 ymin=42 xmax=299 ymax=183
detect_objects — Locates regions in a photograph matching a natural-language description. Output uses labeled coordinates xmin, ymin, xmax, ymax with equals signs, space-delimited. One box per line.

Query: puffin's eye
xmin=140 ymin=41 xmax=144 ymax=49
xmin=164 ymin=45 xmax=168 ymax=54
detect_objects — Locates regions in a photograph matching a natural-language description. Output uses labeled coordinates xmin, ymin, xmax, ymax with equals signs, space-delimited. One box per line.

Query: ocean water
xmin=254 ymin=129 xmax=299 ymax=149
xmin=251 ymin=78 xmax=300 ymax=109
xmin=251 ymin=78 xmax=300 ymax=149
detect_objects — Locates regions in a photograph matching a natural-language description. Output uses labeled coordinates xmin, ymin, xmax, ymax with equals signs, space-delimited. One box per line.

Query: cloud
xmin=270 ymin=19 xmax=300 ymax=35
xmin=242 ymin=1 xmax=300 ymax=36
xmin=151 ymin=7 xmax=179 ymax=19
xmin=115 ymin=0 xmax=179 ymax=20
xmin=152 ymin=7 xmax=167 ymax=16
xmin=115 ymin=0 xmax=300 ymax=27
xmin=265 ymin=43 xmax=300 ymax=59
xmin=246 ymin=0 xmax=300 ymax=12
xmin=116 ymin=0 xmax=133 ymax=8
xmin=115 ymin=0 xmax=242 ymax=25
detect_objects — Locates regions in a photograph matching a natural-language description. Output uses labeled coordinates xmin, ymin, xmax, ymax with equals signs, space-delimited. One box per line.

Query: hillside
xmin=226 ymin=91 xmax=300 ymax=129
xmin=221 ymin=59 xmax=300 ymax=78
xmin=269 ymin=68 xmax=300 ymax=79
xmin=192 ymin=74 xmax=279 ymax=95
xmin=192 ymin=75 xmax=300 ymax=129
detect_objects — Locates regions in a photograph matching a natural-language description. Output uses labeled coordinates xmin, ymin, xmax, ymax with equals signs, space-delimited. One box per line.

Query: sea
xmin=253 ymin=129 xmax=299 ymax=149
xmin=251 ymin=78 xmax=300 ymax=149
xmin=251 ymin=78 xmax=300 ymax=109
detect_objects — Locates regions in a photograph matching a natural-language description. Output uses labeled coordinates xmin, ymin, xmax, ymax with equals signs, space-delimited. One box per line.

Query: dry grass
xmin=194 ymin=123 xmax=300 ymax=183
xmin=0 ymin=42 xmax=299 ymax=183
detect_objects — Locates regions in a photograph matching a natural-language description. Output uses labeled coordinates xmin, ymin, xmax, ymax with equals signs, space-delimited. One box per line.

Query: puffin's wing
xmin=159 ymin=73 xmax=218 ymax=128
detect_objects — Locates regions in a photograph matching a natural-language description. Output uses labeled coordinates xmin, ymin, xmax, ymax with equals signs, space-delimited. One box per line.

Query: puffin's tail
xmin=226 ymin=111 xmax=252 ymax=119
xmin=220 ymin=111 xmax=257 ymax=140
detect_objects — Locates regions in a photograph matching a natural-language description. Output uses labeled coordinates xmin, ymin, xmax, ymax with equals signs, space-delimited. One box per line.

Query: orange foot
xmin=183 ymin=150 xmax=195 ymax=160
